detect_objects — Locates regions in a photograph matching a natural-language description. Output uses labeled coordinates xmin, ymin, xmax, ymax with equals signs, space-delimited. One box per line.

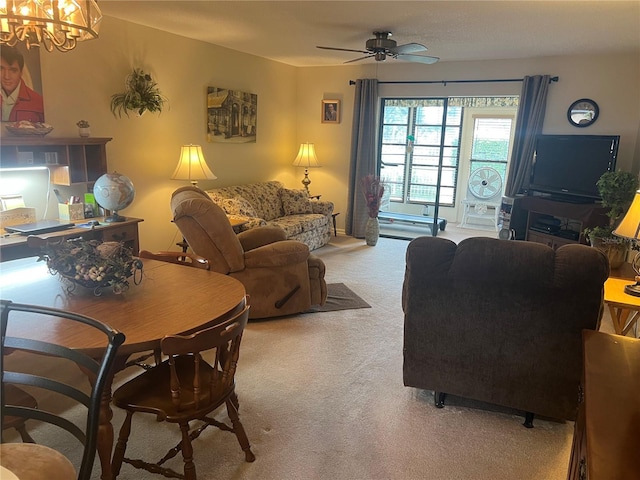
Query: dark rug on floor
xmin=307 ymin=283 xmax=371 ymax=313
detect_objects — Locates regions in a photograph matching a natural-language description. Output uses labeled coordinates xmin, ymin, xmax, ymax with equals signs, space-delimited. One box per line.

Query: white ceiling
xmin=100 ymin=1 xmax=640 ymax=67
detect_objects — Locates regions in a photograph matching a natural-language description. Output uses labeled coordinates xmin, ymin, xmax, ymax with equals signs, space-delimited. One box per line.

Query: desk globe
xmin=93 ymin=172 xmax=135 ymax=222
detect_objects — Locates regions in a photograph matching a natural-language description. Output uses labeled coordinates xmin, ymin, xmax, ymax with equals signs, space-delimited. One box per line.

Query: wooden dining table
xmin=0 ymin=256 xmax=246 ymax=480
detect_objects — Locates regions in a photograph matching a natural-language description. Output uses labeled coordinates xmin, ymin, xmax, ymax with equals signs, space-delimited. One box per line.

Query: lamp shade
xmin=171 ymin=145 xmax=217 ymax=185
xmin=614 ymin=190 xmax=640 ymax=239
xmin=292 ymin=143 xmax=320 ymax=168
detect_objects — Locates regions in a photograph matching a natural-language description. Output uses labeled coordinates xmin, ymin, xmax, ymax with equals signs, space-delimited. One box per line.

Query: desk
xmin=0 ymin=217 xmax=143 ymax=262
xmin=0 ymin=257 xmax=246 ymax=480
xmin=604 ymin=276 xmax=640 ymax=336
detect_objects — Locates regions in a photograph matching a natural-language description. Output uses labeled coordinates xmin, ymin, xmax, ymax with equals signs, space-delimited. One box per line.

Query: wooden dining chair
xmin=111 ymin=299 xmax=254 ymax=480
xmin=124 ymin=250 xmax=210 ymax=372
xmin=1 ymin=384 xmax=37 ymax=443
xmin=0 ymin=300 xmax=125 ymax=480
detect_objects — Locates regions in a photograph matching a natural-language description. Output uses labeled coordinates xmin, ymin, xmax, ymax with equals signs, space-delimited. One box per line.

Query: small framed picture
xmin=322 ymin=99 xmax=340 ymax=124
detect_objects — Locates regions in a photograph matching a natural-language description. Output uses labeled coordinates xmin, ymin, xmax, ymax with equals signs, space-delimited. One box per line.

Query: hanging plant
xmin=110 ymin=68 xmax=168 ymax=118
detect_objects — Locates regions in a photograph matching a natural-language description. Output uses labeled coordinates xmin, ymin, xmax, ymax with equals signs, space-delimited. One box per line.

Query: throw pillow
xmin=280 ymin=188 xmax=313 ymax=216
xmin=221 ymin=196 xmax=258 ymax=217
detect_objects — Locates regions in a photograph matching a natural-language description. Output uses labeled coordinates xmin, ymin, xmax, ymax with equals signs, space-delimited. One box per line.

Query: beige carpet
xmin=4 ymin=233 xmax=621 ymax=480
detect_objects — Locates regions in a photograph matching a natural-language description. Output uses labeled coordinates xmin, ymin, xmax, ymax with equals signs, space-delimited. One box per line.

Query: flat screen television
xmin=529 ymin=134 xmax=619 ymax=202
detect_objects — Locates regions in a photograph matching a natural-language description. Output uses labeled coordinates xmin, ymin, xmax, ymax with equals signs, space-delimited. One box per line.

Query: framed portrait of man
xmin=322 ymin=99 xmax=340 ymax=124
xmin=1 ymin=44 xmax=45 ymax=123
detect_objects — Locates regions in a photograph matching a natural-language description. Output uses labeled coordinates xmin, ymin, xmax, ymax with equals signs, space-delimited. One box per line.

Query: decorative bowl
xmin=5 ymin=124 xmax=54 ymax=136
xmin=37 ymin=238 xmax=143 ymax=295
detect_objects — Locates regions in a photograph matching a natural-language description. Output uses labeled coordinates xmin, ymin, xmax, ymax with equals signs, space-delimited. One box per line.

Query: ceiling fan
xmin=317 ymin=31 xmax=439 ymax=64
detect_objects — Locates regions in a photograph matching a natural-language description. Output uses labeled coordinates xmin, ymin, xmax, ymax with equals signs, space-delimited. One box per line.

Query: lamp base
xmin=301 ymin=168 xmax=311 ymax=194
xmin=624 ymin=282 xmax=640 ymax=297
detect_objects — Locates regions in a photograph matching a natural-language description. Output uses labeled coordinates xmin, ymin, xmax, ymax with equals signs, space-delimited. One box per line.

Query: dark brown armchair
xmin=171 ymin=186 xmax=326 ymax=319
xmin=403 ymin=236 xmax=609 ymax=426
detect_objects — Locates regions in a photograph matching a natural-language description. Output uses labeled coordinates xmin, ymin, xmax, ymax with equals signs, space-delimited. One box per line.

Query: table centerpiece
xmin=36 ymin=238 xmax=143 ymax=295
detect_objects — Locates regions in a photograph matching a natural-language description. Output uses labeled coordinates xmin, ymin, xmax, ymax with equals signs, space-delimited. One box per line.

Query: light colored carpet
xmin=4 ymin=234 xmax=621 ymax=480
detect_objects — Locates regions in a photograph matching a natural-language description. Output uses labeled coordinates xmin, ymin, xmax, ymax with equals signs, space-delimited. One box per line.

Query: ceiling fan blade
xmin=317 ymin=46 xmax=369 ymax=54
xmin=397 ymin=53 xmax=440 ymax=64
xmin=390 ymin=43 xmax=427 ymax=55
xmin=344 ymin=54 xmax=375 ymax=64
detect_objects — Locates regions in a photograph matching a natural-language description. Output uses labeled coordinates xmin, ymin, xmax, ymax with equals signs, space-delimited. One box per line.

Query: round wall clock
xmin=567 ymin=98 xmax=599 ymax=127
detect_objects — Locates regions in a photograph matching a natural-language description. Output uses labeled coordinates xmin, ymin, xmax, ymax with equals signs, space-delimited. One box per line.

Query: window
xmin=379 ymin=99 xmax=461 ymax=207
xmin=469 ymin=117 xmax=513 ymax=180
xmin=379 ymin=96 xmax=518 ymax=209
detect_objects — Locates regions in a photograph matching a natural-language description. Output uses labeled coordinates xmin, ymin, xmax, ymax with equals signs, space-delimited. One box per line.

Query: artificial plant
xmin=110 ymin=68 xmax=167 ymax=118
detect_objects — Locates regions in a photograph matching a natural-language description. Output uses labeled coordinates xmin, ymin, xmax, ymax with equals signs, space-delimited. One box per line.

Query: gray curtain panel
xmin=346 ymin=78 xmax=379 ymax=237
xmin=504 ymin=75 xmax=551 ymax=197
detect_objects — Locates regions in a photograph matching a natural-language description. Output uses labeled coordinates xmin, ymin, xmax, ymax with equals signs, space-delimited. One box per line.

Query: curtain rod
xmin=349 ymin=76 xmax=559 ymax=86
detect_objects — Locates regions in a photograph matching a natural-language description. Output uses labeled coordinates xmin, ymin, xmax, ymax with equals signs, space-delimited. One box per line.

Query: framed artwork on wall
xmin=206 ymin=87 xmax=257 ymax=143
xmin=322 ymin=99 xmax=340 ymax=124
xmin=1 ymin=44 xmax=45 ymax=123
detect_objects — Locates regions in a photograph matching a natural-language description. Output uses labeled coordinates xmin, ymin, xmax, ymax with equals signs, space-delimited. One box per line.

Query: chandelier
xmin=0 ymin=0 xmax=102 ymax=52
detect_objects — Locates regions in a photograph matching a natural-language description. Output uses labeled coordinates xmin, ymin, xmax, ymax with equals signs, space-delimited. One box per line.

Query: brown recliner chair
xmin=171 ymin=186 xmax=327 ymax=319
xmin=403 ymin=236 xmax=609 ymax=427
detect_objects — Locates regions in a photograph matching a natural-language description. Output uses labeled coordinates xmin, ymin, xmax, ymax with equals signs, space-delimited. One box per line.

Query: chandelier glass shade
xmin=0 ymin=0 xmax=102 ymax=52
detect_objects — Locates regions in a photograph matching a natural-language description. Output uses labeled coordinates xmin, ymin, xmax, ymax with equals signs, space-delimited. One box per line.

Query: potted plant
xmin=110 ymin=68 xmax=167 ymax=118
xmin=76 ymin=120 xmax=90 ymax=137
xmin=585 ymin=170 xmax=638 ymax=268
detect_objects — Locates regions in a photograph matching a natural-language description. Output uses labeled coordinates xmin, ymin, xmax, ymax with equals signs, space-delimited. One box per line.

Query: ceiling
xmin=100 ymin=1 xmax=640 ymax=67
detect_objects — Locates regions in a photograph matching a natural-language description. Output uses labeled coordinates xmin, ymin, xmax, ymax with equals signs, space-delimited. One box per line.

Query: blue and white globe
xmin=93 ymin=172 xmax=135 ymax=222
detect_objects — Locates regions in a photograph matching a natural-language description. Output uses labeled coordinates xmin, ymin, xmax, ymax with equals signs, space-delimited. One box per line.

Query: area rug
xmin=307 ymin=283 xmax=371 ymax=312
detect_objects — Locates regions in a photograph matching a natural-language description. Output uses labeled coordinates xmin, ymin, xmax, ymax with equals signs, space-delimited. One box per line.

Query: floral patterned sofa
xmin=205 ymin=181 xmax=334 ymax=251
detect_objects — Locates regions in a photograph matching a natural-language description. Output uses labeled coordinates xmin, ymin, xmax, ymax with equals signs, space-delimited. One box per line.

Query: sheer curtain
xmin=504 ymin=75 xmax=551 ymax=196
xmin=345 ymin=79 xmax=378 ymax=237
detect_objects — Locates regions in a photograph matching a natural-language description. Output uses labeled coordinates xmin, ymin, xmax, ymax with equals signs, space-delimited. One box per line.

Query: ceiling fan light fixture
xmin=317 ymin=30 xmax=439 ymax=65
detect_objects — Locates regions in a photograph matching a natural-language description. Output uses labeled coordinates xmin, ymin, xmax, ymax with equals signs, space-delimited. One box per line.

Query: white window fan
xmin=460 ymin=167 xmax=503 ymax=231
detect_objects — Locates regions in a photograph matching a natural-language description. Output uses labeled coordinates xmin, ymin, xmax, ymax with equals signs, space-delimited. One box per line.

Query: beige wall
xmin=296 ymin=53 xmax=640 ymax=225
xmin=37 ymin=17 xmax=298 ymax=251
xmin=27 ymin=16 xmax=640 ymax=250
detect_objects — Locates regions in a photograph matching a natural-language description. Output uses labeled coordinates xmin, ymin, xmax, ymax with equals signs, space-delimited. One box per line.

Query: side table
xmin=603 ymin=277 xmax=640 ymax=336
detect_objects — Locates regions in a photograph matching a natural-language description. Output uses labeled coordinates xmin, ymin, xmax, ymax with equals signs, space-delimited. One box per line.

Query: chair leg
xmin=434 ymin=391 xmax=446 ymax=408
xmin=112 ymin=411 xmax=133 ymax=476
xmin=523 ymin=411 xmax=535 ymax=428
xmin=229 ymin=391 xmax=240 ymax=411
xmin=15 ymin=424 xmax=35 ymax=443
xmin=179 ymin=422 xmax=197 ymax=480
xmin=226 ymin=398 xmax=255 ymax=462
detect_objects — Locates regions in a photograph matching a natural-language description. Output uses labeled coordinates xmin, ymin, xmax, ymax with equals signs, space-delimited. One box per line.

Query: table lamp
xmin=171 ymin=145 xmax=217 ymax=187
xmin=613 ymin=189 xmax=640 ymax=296
xmin=292 ymin=143 xmax=320 ymax=194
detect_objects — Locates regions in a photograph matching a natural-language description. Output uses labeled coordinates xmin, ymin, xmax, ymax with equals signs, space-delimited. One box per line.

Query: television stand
xmin=545 ymin=194 xmax=598 ymax=205
xmin=519 ymin=196 xmax=609 ymax=249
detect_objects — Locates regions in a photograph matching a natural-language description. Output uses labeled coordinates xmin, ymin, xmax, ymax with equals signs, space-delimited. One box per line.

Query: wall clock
xmin=567 ymin=98 xmax=599 ymax=127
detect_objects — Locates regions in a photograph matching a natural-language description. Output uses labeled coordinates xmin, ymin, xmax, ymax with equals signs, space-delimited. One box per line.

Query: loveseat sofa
xmin=204 ymin=181 xmax=334 ymax=251
xmin=403 ymin=236 xmax=609 ymax=426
